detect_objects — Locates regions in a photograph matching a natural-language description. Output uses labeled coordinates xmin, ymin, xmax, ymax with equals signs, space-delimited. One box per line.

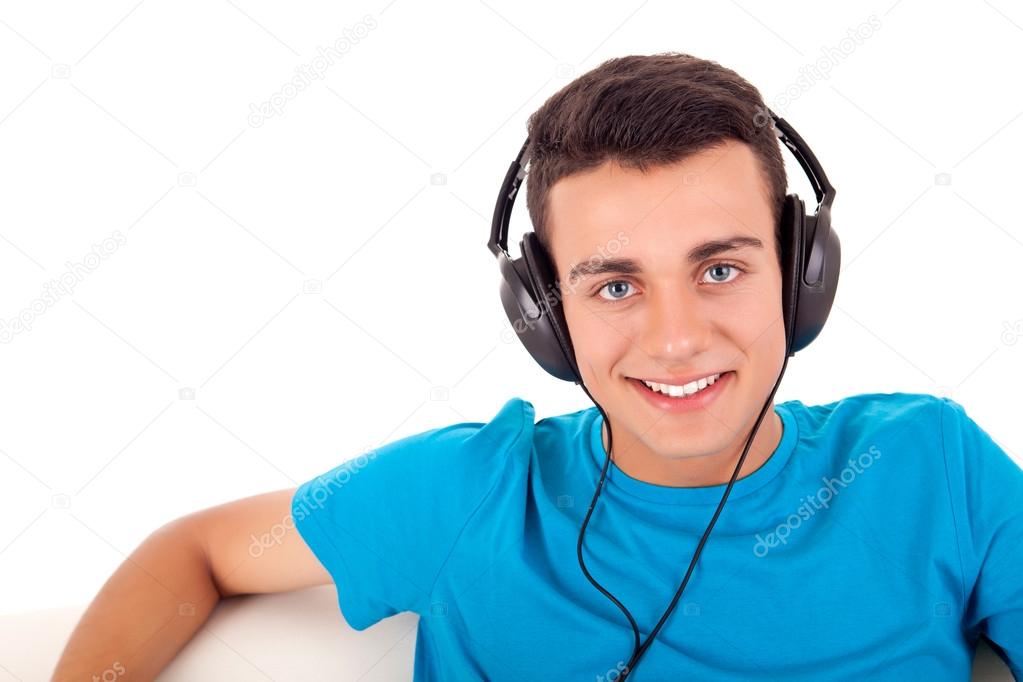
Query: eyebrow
xmin=566 ymin=236 xmax=764 ymax=283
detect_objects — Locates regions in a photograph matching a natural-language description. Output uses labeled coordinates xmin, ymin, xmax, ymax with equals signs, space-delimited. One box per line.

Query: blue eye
xmin=596 ymin=280 xmax=635 ymax=302
xmin=592 ymin=262 xmax=747 ymax=304
xmin=703 ymin=262 xmax=742 ymax=284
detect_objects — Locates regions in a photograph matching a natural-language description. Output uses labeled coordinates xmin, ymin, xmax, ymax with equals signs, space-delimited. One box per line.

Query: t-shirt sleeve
xmin=940 ymin=397 xmax=1023 ymax=677
xmin=290 ymin=398 xmax=533 ymax=630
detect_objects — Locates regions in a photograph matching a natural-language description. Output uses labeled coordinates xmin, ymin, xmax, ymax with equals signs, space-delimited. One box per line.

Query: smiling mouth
xmin=627 ymin=371 xmax=734 ymax=398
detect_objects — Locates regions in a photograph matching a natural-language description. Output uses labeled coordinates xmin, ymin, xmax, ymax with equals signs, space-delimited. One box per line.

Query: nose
xmin=635 ymin=284 xmax=712 ymax=361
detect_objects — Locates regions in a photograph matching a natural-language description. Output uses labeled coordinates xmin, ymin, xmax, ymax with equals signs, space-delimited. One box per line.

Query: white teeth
xmin=641 ymin=373 xmax=722 ymax=397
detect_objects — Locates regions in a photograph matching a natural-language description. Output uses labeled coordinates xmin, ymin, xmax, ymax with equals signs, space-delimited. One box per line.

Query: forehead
xmin=546 ymin=139 xmax=773 ymax=266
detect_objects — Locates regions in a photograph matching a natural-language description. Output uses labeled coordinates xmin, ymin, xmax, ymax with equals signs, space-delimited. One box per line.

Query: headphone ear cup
xmin=782 ymin=193 xmax=841 ymax=356
xmin=792 ymin=202 xmax=841 ymax=354
xmin=520 ymin=232 xmax=581 ymax=382
xmin=494 ymin=235 xmax=580 ymax=384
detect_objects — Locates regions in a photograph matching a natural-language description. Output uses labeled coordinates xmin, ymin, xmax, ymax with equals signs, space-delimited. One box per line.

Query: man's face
xmin=547 ymin=139 xmax=785 ymax=467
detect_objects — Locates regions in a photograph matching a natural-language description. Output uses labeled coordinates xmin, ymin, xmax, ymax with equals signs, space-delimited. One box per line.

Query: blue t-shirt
xmin=291 ymin=392 xmax=1023 ymax=681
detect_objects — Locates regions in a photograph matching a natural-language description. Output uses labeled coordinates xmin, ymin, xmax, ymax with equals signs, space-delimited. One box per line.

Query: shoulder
xmin=784 ymin=390 xmax=944 ymax=436
xmin=361 ymin=396 xmax=538 ymax=475
xmin=785 ymin=391 xmax=1018 ymax=476
xmin=427 ymin=396 xmax=537 ymax=462
xmin=776 ymin=392 xmax=952 ymax=478
xmin=934 ymin=395 xmax=1021 ymax=485
xmin=294 ymin=398 xmax=538 ymax=513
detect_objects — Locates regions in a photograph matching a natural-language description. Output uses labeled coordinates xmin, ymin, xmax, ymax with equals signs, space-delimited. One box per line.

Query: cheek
xmin=739 ymin=296 xmax=787 ymax=357
xmin=562 ymin=298 xmax=626 ymax=367
xmin=736 ymin=278 xmax=784 ymax=331
xmin=562 ymin=298 xmax=596 ymax=353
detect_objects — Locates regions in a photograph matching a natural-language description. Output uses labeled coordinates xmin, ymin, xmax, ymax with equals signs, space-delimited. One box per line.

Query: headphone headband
xmin=488 ymin=109 xmax=833 ymax=261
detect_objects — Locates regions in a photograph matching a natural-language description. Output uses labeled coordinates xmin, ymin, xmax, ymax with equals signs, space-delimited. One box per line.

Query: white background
xmin=1 ymin=0 xmax=1021 ymax=616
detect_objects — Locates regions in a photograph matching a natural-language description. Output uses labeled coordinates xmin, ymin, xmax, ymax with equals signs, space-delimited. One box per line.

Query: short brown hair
xmin=524 ymin=52 xmax=786 ymax=271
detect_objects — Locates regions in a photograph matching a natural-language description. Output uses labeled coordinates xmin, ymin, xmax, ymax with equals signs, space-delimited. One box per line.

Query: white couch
xmin=1 ymin=585 xmax=1014 ymax=681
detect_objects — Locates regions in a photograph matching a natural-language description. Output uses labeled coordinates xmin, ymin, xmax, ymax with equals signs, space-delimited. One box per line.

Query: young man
xmin=53 ymin=53 xmax=1022 ymax=681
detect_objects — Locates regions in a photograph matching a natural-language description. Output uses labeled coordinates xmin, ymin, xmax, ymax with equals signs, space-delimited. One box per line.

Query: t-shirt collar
xmin=586 ymin=403 xmax=800 ymax=505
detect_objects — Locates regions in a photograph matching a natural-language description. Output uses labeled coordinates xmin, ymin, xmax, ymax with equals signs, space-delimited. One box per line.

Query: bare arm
xmin=51 ymin=487 xmax=332 ymax=681
xmin=184 ymin=486 xmax=331 ymax=598
xmin=49 ymin=517 xmax=219 ymax=681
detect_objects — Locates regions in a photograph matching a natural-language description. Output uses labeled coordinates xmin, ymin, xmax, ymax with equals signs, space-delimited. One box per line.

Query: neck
xmin=600 ymin=408 xmax=784 ymax=488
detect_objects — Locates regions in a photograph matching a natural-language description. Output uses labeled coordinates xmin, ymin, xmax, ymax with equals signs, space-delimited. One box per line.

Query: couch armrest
xmin=1 ymin=587 xmax=1014 ymax=681
xmin=1 ymin=585 xmax=418 ymax=681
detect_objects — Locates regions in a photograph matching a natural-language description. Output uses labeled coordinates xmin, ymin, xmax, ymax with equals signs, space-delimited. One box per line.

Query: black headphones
xmin=488 ymin=108 xmax=840 ymax=383
xmin=487 ymin=108 xmax=841 ymax=678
